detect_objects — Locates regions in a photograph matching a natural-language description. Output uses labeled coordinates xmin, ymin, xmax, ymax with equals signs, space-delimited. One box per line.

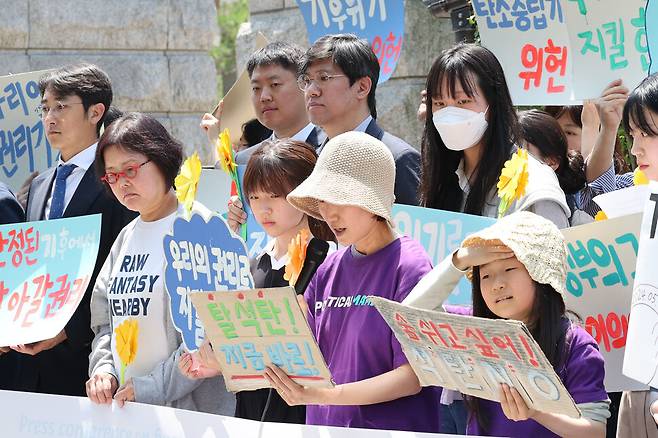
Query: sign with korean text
xmin=0 ymin=215 xmax=100 ymax=346
xmin=392 ymin=205 xmax=495 ymax=306
xmin=473 ymin=0 xmax=574 ymax=104
xmin=163 ymin=212 xmax=254 ymax=351
xmin=191 ymin=287 xmax=333 ymax=393
xmin=624 ymin=182 xmax=658 ymax=386
xmin=296 ymin=0 xmax=405 ymax=83
xmin=649 ymin=0 xmax=658 ymax=74
xmin=563 ymin=0 xmax=649 ymax=99
xmin=473 ymin=0 xmax=652 ymax=104
xmin=562 ymin=214 xmax=644 ymax=391
xmin=0 ymin=70 xmax=54 ymax=193
xmin=371 ymin=297 xmax=580 ymax=418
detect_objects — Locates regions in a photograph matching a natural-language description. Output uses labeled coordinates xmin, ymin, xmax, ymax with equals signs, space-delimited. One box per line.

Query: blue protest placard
xmin=295 ymin=0 xmax=405 ymax=83
xmin=391 ymin=205 xmax=495 ymax=305
xmin=648 ymin=0 xmax=658 ymax=74
xmin=0 ymin=215 xmax=101 ymax=346
xmin=163 ymin=212 xmax=255 ymax=351
xmin=0 ymin=70 xmax=55 ymax=193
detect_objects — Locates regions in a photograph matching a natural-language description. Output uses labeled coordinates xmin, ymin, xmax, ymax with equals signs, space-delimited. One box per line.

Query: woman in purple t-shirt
xmin=404 ymin=211 xmax=609 ymax=437
xmin=263 ymin=131 xmax=441 ymax=433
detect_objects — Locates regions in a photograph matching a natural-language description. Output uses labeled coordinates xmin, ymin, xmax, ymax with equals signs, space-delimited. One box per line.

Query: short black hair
xmin=246 ymin=42 xmax=305 ymax=78
xmin=39 ymin=63 xmax=113 ymax=135
xmin=241 ymin=118 xmax=272 ymax=146
xmin=300 ymin=34 xmax=380 ymax=118
xmin=96 ymin=113 xmax=183 ymax=191
xmin=623 ymin=72 xmax=658 ymax=137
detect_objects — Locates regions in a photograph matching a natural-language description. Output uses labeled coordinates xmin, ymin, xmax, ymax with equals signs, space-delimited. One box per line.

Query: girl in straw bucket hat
xmin=404 ymin=211 xmax=610 ymax=437
xmin=263 ymin=131 xmax=441 ymax=433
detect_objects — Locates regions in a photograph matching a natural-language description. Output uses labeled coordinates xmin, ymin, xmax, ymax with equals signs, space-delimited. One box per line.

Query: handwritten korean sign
xmin=563 ymin=0 xmax=649 ymax=99
xmin=163 ymin=212 xmax=254 ymax=351
xmin=0 ymin=215 xmax=100 ymax=346
xmin=392 ymin=205 xmax=495 ymax=305
xmin=0 ymin=70 xmax=54 ymax=193
xmin=562 ymin=214 xmax=644 ymax=391
xmin=191 ymin=287 xmax=333 ymax=392
xmin=296 ymin=0 xmax=405 ymax=83
xmin=473 ymin=0 xmax=652 ymax=104
xmin=371 ymin=296 xmax=580 ymax=418
xmin=624 ymin=182 xmax=658 ymax=387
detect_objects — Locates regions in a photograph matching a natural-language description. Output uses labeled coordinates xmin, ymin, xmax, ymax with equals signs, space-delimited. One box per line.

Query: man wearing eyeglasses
xmin=299 ymin=34 xmax=421 ymax=206
xmin=6 ymin=64 xmax=136 ymax=397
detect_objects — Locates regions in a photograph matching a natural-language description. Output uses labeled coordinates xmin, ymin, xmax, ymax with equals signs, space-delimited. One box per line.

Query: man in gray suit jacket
xmin=298 ymin=34 xmax=421 ymax=206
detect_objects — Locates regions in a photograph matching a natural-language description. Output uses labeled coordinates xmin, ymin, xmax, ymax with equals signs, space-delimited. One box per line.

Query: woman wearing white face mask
xmin=419 ymin=43 xmax=569 ymax=228
xmin=417 ymin=43 xmax=570 ymax=435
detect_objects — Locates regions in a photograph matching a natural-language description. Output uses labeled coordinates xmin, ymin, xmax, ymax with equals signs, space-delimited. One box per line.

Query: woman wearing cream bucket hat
xmin=403 ymin=211 xmax=610 ymax=437
xmin=263 ymin=131 xmax=442 ymax=433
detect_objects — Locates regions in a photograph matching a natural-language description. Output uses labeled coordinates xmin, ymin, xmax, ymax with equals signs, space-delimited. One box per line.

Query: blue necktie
xmin=48 ymin=164 xmax=76 ymax=219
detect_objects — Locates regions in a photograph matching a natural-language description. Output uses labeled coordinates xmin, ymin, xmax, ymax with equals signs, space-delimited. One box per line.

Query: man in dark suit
xmin=9 ymin=64 xmax=136 ymax=396
xmin=0 ymin=182 xmax=24 ymax=224
xmin=298 ymin=34 xmax=421 ymax=206
xmin=201 ymin=42 xmax=325 ymax=166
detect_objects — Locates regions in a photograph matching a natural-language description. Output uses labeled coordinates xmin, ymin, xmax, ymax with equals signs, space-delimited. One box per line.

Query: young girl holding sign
xmin=179 ymin=139 xmax=334 ymax=423
xmin=85 ymin=113 xmax=234 ymax=414
xmin=260 ymin=131 xmax=441 ymax=432
xmin=403 ymin=211 xmax=609 ymax=437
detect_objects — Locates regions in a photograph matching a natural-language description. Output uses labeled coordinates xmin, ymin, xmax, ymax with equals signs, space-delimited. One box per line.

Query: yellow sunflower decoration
xmin=175 ymin=152 xmax=202 ymax=217
xmin=216 ymin=128 xmax=247 ymax=240
xmin=284 ymin=229 xmax=310 ymax=287
xmin=497 ymin=149 xmax=530 ymax=218
xmin=633 ymin=167 xmax=649 ymax=186
xmin=115 ymin=318 xmax=139 ymax=385
xmin=594 ymin=211 xmax=608 ymax=221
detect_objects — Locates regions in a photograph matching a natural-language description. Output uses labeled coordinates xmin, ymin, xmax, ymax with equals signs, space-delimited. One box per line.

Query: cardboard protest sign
xmin=472 ymin=0 xmax=574 ymax=105
xmin=624 ymin=182 xmax=658 ymax=386
xmin=562 ymin=0 xmax=649 ymax=100
xmin=191 ymin=286 xmax=333 ymax=392
xmin=371 ymin=296 xmax=581 ymax=418
xmin=0 ymin=70 xmax=55 ymax=193
xmin=392 ymin=205 xmax=495 ymax=305
xmin=163 ymin=212 xmax=254 ymax=351
xmin=562 ymin=214 xmax=644 ymax=391
xmin=0 ymin=215 xmax=100 ymax=346
xmin=296 ymin=0 xmax=404 ymax=83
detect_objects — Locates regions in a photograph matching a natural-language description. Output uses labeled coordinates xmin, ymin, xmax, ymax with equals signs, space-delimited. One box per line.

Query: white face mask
xmin=432 ymin=106 xmax=489 ymax=151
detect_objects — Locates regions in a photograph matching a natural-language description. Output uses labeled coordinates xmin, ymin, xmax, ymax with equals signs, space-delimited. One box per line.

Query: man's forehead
xmin=41 ymin=88 xmax=78 ymax=102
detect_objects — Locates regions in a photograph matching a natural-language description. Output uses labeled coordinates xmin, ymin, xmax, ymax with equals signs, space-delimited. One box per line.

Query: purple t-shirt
xmin=304 ymin=236 xmax=441 ymax=432
xmin=467 ymin=322 xmax=608 ymax=437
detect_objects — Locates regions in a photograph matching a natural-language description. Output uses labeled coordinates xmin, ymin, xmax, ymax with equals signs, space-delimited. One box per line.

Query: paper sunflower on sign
xmin=633 ymin=167 xmax=649 ymax=186
xmin=594 ymin=211 xmax=608 ymax=221
xmin=115 ymin=318 xmax=139 ymax=385
xmin=175 ymin=152 xmax=202 ymax=218
xmin=496 ymin=149 xmax=529 ymax=218
xmin=284 ymin=229 xmax=310 ymax=287
xmin=216 ymin=128 xmax=247 ymax=241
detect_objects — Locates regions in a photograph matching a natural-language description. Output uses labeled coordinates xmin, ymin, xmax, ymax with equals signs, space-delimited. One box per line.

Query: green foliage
xmin=211 ymin=0 xmax=249 ymax=97
xmin=467 ymin=1 xmax=480 ymax=44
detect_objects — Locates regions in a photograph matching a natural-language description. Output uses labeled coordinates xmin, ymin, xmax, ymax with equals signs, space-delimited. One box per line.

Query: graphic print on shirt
xmin=108 ymin=254 xmax=159 ymax=317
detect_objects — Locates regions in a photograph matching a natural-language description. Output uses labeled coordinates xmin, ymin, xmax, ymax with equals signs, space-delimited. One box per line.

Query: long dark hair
xmin=420 ymin=43 xmax=521 ymax=215
xmin=466 ymin=266 xmax=570 ymax=432
xmin=623 ymin=72 xmax=658 ymax=137
xmin=518 ymin=109 xmax=586 ymax=195
xmin=243 ymin=139 xmax=335 ymax=242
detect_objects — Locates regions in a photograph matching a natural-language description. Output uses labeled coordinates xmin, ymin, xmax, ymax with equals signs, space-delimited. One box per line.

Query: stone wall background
xmin=0 ymin=0 xmax=219 ymax=162
xmin=236 ymin=0 xmax=454 ymax=150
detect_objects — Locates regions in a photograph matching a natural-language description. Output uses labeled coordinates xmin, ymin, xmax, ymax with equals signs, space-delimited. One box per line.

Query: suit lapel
xmin=29 ymin=167 xmax=56 ymax=221
xmin=365 ymin=119 xmax=385 ymax=141
xmin=63 ymin=166 xmax=103 ymax=218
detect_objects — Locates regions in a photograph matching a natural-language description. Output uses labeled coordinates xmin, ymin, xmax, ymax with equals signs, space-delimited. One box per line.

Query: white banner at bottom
xmin=0 ymin=390 xmax=472 ymax=438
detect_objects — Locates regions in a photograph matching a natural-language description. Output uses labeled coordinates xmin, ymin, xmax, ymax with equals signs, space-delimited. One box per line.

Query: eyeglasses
xmin=36 ymin=101 xmax=85 ymax=118
xmin=100 ymin=160 xmax=151 ymax=184
xmin=297 ymin=73 xmax=346 ymax=91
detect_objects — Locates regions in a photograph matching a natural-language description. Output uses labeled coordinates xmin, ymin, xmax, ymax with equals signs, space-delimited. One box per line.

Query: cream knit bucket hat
xmin=462 ymin=211 xmax=567 ymax=298
xmin=286 ymin=131 xmax=395 ymax=222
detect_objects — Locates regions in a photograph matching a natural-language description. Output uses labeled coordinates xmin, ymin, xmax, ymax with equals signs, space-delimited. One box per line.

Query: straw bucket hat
xmin=462 ymin=211 xmax=567 ymax=298
xmin=287 ymin=131 xmax=395 ymax=222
